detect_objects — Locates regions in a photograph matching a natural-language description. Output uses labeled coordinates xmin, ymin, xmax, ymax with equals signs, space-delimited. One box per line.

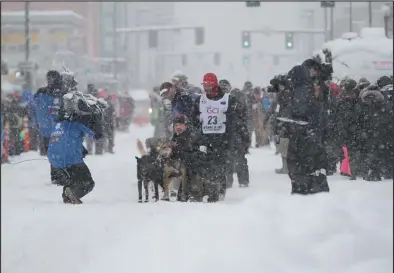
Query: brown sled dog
xmin=136 ymin=138 xmax=186 ymax=201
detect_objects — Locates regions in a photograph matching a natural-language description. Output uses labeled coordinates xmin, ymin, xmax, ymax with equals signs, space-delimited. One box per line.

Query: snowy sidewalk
xmin=1 ymin=125 xmax=393 ymax=273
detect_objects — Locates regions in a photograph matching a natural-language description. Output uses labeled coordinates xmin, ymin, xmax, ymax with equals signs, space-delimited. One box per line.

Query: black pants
xmin=381 ymin=147 xmax=393 ymax=179
xmin=287 ymin=124 xmax=329 ymax=194
xmin=40 ymin=136 xmax=50 ymax=156
xmin=226 ymin=150 xmax=249 ymax=187
xmin=28 ymin=125 xmax=39 ymax=151
xmin=325 ymin=140 xmax=341 ymax=174
xmin=201 ymin=161 xmax=226 ymax=201
xmin=347 ymin=147 xmax=362 ymax=178
xmin=106 ymin=128 xmax=115 ymax=153
xmin=54 ymin=163 xmax=95 ymax=201
xmin=86 ymin=137 xmax=104 ymax=154
xmin=9 ymin=128 xmax=23 ymax=156
xmin=364 ymin=147 xmax=382 ymax=181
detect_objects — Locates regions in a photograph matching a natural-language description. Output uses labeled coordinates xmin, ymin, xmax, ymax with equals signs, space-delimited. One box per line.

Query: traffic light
xmin=242 ymin=31 xmax=251 ymax=48
xmin=213 ymin=52 xmax=221 ymax=66
xmin=242 ymin=55 xmax=250 ymax=64
xmin=182 ymin=54 xmax=187 ymax=66
xmin=285 ymin=32 xmax=294 ymax=49
xmin=246 ymin=1 xmax=260 ymax=7
xmin=195 ymin=27 xmax=204 ymax=45
xmin=148 ymin=30 xmax=158 ymax=48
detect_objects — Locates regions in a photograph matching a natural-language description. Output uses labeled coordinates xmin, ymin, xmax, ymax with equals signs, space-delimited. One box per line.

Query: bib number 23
xmin=207 ymin=116 xmax=218 ymax=125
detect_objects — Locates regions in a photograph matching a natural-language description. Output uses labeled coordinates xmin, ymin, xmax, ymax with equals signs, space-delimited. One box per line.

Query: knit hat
xmin=159 ymin=82 xmax=173 ymax=96
xmin=173 ymin=114 xmax=188 ymax=124
xmin=202 ymin=72 xmax=218 ymax=86
xmin=202 ymin=72 xmax=219 ymax=97
xmin=171 ymin=70 xmax=188 ymax=82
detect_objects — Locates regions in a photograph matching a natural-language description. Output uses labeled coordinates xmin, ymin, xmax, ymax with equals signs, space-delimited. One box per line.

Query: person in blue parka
xmin=34 ymin=70 xmax=65 ymax=156
xmin=48 ymin=92 xmax=104 ymax=204
xmin=34 ymin=70 xmax=68 ymax=184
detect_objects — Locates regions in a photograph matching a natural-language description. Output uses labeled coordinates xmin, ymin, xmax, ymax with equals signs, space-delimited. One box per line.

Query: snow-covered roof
xmin=1 ymin=11 xmax=84 ymax=20
xmin=314 ymin=29 xmax=393 ymax=82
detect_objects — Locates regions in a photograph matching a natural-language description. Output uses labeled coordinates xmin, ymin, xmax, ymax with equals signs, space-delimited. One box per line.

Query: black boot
xmin=309 ymin=174 xmax=330 ymax=193
xmin=291 ymin=179 xmax=309 ymax=195
xmin=63 ymin=187 xmax=83 ymax=204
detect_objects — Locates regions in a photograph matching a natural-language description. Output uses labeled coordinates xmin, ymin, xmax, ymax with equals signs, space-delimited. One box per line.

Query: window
xmin=18 ymin=44 xmax=24 ymax=52
xmin=32 ymin=44 xmax=39 ymax=51
xmin=100 ymin=63 xmax=112 ymax=73
xmin=7 ymin=45 xmax=17 ymax=53
xmin=116 ymin=61 xmax=127 ymax=72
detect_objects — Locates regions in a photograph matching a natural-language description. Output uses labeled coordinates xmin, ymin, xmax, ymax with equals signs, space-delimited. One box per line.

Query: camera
xmin=268 ymin=74 xmax=289 ymax=93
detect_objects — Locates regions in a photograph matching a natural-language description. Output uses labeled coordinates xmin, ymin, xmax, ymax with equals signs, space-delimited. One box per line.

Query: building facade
xmin=1 ymin=2 xmax=100 ymax=58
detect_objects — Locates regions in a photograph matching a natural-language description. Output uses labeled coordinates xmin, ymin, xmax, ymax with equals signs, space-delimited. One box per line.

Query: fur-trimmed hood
xmin=361 ymin=89 xmax=385 ymax=103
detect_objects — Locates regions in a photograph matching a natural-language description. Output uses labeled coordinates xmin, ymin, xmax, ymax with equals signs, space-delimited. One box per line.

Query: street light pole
xmin=24 ymin=2 xmax=34 ymax=91
xmin=324 ymin=6 xmax=328 ymax=41
xmin=368 ymin=1 xmax=373 ymax=27
xmin=113 ymin=2 xmax=118 ymax=80
xmin=24 ymin=2 xmax=30 ymax=62
xmin=349 ymin=1 xmax=353 ymax=32
xmin=330 ymin=6 xmax=334 ymax=40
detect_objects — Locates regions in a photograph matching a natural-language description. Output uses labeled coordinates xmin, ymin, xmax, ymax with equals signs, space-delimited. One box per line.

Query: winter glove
xmin=195 ymin=145 xmax=210 ymax=163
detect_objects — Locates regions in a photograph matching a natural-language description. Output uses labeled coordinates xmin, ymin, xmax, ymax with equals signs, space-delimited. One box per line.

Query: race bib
xmin=200 ymin=94 xmax=229 ymax=134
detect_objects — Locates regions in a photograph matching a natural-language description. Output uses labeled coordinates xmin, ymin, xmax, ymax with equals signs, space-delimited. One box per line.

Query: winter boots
xmin=290 ymin=172 xmax=330 ymax=195
xmin=63 ymin=187 xmax=83 ymax=204
xmin=275 ymin=157 xmax=288 ymax=174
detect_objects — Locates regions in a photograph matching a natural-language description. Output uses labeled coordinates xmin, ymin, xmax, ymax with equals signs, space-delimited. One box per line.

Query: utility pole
xmin=302 ymin=9 xmax=315 ymax=55
xmin=113 ymin=2 xmax=118 ymax=80
xmin=24 ymin=2 xmax=33 ymax=91
xmin=324 ymin=7 xmax=328 ymax=41
xmin=320 ymin=2 xmax=335 ymax=41
xmin=135 ymin=10 xmax=141 ymax=88
xmin=330 ymin=7 xmax=334 ymax=40
xmin=368 ymin=1 xmax=372 ymax=27
xmin=25 ymin=2 xmax=30 ymax=62
xmin=349 ymin=1 xmax=353 ymax=32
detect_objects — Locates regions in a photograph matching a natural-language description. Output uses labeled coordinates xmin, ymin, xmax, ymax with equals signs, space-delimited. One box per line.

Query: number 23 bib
xmin=199 ymin=93 xmax=229 ymax=134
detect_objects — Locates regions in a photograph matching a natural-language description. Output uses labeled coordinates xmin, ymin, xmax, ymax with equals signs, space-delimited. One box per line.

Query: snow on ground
xmin=2 ymin=125 xmax=393 ymax=273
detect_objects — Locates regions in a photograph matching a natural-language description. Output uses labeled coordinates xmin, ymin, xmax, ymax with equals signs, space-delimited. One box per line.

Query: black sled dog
xmin=135 ymin=138 xmax=164 ymax=202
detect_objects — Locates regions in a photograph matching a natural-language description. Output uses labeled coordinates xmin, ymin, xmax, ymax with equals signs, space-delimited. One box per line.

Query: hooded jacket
xmin=34 ymin=84 xmax=66 ymax=137
xmin=47 ymin=120 xmax=95 ymax=168
xmin=171 ymin=88 xmax=193 ymax=121
xmin=359 ymin=90 xmax=392 ymax=152
xmin=333 ymin=96 xmax=362 ymax=149
xmin=288 ymin=65 xmax=320 ymax=126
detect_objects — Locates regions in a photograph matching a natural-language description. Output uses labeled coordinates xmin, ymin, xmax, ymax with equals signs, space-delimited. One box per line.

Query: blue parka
xmin=48 ymin=120 xmax=95 ymax=168
xmin=34 ymin=87 xmax=65 ymax=137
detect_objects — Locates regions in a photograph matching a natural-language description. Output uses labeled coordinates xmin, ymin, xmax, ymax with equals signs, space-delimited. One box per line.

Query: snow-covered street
xmin=2 ymin=125 xmax=393 ymax=273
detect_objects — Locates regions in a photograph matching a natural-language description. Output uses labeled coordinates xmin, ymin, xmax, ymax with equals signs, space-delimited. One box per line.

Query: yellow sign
xmin=1 ymin=32 xmax=40 ymax=45
xmin=50 ymin=32 xmax=67 ymax=42
xmin=1 ymin=31 xmax=67 ymax=45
